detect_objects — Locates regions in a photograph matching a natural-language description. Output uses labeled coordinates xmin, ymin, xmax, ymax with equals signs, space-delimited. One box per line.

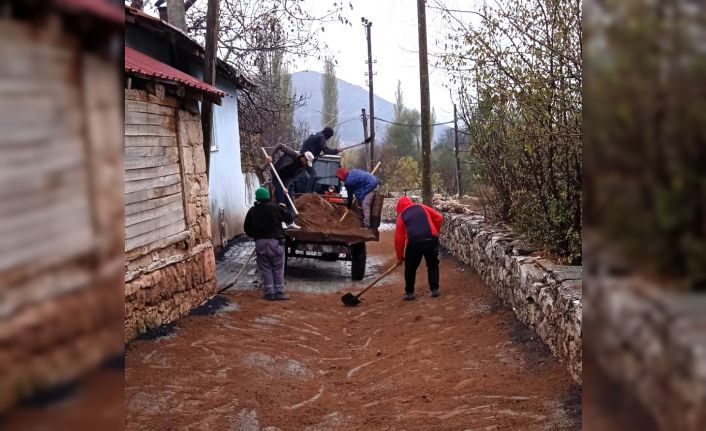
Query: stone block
xmin=193 ymin=148 xmax=207 ymax=174
xmin=181 ymin=146 xmax=194 ymax=175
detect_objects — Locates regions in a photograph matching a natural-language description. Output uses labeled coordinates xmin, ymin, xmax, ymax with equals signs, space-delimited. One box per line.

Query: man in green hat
xmin=243 ymin=187 xmax=292 ymax=300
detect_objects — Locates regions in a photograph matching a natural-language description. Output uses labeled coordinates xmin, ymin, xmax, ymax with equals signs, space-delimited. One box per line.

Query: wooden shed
xmin=124 ymin=46 xmax=223 ymax=340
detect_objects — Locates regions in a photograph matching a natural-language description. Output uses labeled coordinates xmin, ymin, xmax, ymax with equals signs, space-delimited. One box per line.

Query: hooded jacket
xmin=342 ymin=169 xmax=379 ymax=208
xmin=394 ymin=196 xmax=444 ymax=260
xmin=300 ymin=131 xmax=339 ymax=158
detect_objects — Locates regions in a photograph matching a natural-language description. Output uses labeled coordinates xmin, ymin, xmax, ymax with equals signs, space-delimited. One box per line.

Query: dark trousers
xmin=272 ymin=174 xmax=295 ymax=218
xmin=404 ymin=238 xmax=440 ymax=294
xmin=302 ymin=165 xmax=317 ymax=192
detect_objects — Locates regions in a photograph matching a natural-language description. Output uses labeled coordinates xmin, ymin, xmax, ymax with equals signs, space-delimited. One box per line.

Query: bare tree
xmin=434 ymin=0 xmax=582 ymax=262
xmin=185 ymin=0 xmax=351 ymax=173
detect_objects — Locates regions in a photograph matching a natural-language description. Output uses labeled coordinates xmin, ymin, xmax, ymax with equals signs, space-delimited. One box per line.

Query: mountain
xmin=291 ymin=71 xmax=450 ymax=146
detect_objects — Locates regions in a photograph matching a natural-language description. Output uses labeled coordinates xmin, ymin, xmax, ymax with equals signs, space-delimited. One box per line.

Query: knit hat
xmin=322 ymin=127 xmax=334 ymax=139
xmin=336 ymin=167 xmax=348 ymax=181
xmin=303 ymin=151 xmax=314 ymax=167
xmin=255 ymin=187 xmax=270 ymax=201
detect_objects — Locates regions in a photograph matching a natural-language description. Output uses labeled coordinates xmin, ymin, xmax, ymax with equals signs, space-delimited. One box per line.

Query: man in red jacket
xmin=394 ymin=196 xmax=444 ymax=301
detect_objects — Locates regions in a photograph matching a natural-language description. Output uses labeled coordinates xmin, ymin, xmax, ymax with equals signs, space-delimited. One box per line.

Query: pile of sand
xmin=293 ymin=193 xmax=368 ymax=235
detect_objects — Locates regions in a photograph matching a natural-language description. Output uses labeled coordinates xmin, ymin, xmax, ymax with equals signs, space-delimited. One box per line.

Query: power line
xmin=372 ymin=116 xmax=454 ymax=127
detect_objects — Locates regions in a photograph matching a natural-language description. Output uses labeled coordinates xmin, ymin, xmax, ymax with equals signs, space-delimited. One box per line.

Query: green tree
xmin=383 ymin=156 xmax=420 ymax=193
xmin=321 ymin=56 xmax=339 ymax=148
xmin=382 ymin=81 xmax=421 ymax=162
xmin=432 ymin=129 xmax=459 ymax=194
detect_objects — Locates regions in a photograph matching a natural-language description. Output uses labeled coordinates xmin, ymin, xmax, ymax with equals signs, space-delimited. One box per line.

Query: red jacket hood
xmin=396 ymin=196 xmax=413 ymax=214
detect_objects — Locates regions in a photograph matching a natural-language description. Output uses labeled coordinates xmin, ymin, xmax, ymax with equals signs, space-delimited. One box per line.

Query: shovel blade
xmin=341 ymin=292 xmax=361 ymax=306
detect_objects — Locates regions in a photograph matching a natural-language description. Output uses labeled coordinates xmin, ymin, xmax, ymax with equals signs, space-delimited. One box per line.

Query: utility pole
xmin=453 ymin=103 xmax=463 ymax=196
xmin=416 ymin=0 xmax=432 ymax=205
xmin=201 ymin=0 xmax=219 ymax=177
xmin=362 ymin=17 xmax=375 ymax=169
xmin=361 ymin=108 xmax=370 ymax=171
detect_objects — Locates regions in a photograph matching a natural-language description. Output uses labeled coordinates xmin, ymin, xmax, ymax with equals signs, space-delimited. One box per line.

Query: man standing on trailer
xmin=299 ymin=127 xmax=340 ymax=192
xmin=394 ymin=196 xmax=444 ymax=301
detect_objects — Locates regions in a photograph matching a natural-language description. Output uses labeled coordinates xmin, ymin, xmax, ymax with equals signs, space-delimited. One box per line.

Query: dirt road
xmin=125 ymin=231 xmax=580 ymax=430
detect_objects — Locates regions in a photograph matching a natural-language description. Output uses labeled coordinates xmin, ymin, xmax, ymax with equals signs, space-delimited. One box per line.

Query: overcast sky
xmin=147 ymin=0 xmax=475 ymax=123
xmin=297 ymin=0 xmax=470 ymax=123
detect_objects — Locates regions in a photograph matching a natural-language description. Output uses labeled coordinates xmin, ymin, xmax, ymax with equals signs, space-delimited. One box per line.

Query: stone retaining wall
xmin=381 ymin=198 xmax=398 ymax=222
xmin=585 ymin=253 xmax=706 ymax=429
xmin=382 ymin=198 xmax=582 ymax=384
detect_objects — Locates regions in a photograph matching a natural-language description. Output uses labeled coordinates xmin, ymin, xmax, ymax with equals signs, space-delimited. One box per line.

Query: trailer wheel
xmin=351 ymin=243 xmax=366 ymax=280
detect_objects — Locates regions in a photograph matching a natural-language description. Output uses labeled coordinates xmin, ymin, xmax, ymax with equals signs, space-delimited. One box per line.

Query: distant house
xmin=125 ymin=6 xmax=258 ymax=252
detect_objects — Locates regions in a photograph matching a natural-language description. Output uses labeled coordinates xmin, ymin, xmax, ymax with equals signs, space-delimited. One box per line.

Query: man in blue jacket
xmin=299 ymin=127 xmax=340 ymax=192
xmin=336 ymin=167 xmax=379 ymax=228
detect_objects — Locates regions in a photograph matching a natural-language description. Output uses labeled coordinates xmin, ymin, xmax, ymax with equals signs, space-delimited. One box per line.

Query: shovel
xmin=261 ymin=147 xmax=298 ymax=215
xmin=341 ymin=262 xmax=401 ymax=306
xmin=217 ymin=249 xmax=256 ymax=294
xmin=339 ymin=134 xmax=375 ymax=151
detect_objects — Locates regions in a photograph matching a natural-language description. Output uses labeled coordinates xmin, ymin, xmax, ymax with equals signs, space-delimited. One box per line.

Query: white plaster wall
xmin=208 ymin=81 xmax=251 ymax=248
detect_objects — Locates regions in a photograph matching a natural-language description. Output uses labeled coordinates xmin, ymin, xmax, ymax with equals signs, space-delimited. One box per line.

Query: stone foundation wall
xmin=585 ymin=254 xmax=706 ymax=429
xmin=381 ymin=198 xmax=397 ymax=222
xmin=125 ymin=245 xmax=215 ymax=340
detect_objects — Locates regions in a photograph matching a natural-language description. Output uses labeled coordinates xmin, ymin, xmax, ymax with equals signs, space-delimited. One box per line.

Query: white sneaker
xmin=287 ymin=222 xmax=302 ymax=230
xmin=281 ymin=222 xmax=288 ymax=229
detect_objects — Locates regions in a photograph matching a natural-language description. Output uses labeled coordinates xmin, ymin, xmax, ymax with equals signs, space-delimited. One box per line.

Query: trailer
xmin=284 ymin=155 xmax=384 ymax=280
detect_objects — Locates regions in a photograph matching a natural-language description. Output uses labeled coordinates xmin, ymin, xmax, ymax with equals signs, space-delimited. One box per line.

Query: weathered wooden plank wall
xmin=124 ymin=91 xmax=187 ymax=254
xmin=0 ymin=20 xmax=123 ymax=411
xmin=0 ymin=24 xmax=93 ymax=275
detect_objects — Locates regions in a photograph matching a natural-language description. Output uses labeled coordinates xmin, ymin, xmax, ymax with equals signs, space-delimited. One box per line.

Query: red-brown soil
xmin=293 ymin=193 xmax=369 ymax=237
xmin=125 ymin=232 xmax=580 ymax=430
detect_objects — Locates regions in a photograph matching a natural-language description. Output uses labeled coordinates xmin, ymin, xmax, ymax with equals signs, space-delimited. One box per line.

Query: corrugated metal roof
xmin=125 ymin=47 xmax=226 ymax=99
xmin=55 ymin=0 xmax=124 ymax=24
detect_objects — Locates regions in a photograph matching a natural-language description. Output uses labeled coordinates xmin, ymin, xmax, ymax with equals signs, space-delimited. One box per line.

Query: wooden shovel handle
xmin=356 ymin=262 xmax=401 ymax=299
xmin=262 ymin=147 xmax=298 ymax=215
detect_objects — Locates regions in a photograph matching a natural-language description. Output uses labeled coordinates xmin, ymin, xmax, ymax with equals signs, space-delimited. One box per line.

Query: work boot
xmin=287 ymin=222 xmax=301 ymax=230
xmin=431 ymin=289 xmax=441 ymax=298
xmin=275 ymin=292 xmax=291 ymax=300
xmin=403 ymin=293 xmax=416 ymax=301
xmin=263 ymin=293 xmax=277 ymax=301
